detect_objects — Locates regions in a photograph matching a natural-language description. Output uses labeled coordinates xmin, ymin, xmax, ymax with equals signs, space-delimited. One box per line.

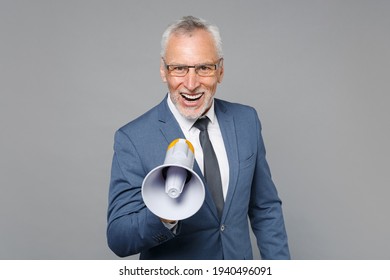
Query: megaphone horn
xmin=141 ymin=139 xmax=205 ymax=220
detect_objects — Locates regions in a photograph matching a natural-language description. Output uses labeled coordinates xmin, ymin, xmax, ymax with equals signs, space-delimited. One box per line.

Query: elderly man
xmin=107 ymin=16 xmax=290 ymax=260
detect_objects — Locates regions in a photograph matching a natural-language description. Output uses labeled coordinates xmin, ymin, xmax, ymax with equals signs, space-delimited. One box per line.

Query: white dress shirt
xmin=167 ymin=95 xmax=230 ymax=200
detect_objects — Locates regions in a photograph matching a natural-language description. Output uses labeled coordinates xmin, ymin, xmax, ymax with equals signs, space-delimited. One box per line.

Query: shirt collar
xmin=167 ymin=94 xmax=216 ymax=132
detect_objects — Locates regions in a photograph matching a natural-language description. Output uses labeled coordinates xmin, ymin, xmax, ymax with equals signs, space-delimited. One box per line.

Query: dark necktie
xmin=193 ymin=117 xmax=224 ymax=218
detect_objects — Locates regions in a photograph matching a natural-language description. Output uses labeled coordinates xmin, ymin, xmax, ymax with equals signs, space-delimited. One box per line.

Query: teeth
xmin=181 ymin=93 xmax=203 ymax=100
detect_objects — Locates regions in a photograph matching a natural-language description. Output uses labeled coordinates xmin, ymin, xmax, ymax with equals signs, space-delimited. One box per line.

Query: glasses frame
xmin=162 ymin=58 xmax=223 ymax=77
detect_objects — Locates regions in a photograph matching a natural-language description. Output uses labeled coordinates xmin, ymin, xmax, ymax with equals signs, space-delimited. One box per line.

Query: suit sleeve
xmin=106 ymin=129 xmax=176 ymax=257
xmin=248 ymin=109 xmax=291 ymax=259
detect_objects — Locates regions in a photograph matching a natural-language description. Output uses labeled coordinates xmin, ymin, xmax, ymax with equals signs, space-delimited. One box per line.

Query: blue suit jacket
xmin=107 ymin=96 xmax=290 ymax=259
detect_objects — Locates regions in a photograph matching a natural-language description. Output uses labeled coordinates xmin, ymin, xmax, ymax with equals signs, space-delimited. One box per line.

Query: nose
xmin=183 ymin=68 xmax=200 ymax=91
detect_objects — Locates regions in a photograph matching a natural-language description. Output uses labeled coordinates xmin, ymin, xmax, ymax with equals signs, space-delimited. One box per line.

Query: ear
xmin=217 ymin=59 xmax=224 ymax=83
xmin=160 ymin=58 xmax=167 ymax=83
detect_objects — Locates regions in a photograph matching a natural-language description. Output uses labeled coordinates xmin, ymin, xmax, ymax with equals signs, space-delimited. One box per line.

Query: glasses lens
xmin=168 ymin=65 xmax=188 ymax=76
xmin=196 ymin=64 xmax=216 ymax=76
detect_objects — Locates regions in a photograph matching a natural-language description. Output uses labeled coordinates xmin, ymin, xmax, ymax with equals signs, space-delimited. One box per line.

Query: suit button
xmin=220 ymin=224 xmax=225 ymax=231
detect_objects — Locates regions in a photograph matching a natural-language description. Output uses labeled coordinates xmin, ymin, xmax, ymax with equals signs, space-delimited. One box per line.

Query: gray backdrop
xmin=1 ymin=0 xmax=389 ymax=259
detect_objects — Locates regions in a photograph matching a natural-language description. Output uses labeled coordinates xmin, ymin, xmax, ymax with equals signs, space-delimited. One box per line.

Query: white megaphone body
xmin=141 ymin=138 xmax=205 ymax=220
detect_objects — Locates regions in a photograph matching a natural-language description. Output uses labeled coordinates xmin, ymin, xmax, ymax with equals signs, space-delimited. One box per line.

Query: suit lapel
xmin=214 ymin=99 xmax=239 ymax=222
xmin=157 ymin=96 xmax=185 ymax=144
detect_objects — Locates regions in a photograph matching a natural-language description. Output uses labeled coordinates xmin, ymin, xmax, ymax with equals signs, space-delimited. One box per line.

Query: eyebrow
xmin=166 ymin=59 xmax=218 ymax=65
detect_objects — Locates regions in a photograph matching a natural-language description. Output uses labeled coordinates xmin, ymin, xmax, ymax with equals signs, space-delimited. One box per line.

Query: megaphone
xmin=142 ymin=138 xmax=205 ymax=220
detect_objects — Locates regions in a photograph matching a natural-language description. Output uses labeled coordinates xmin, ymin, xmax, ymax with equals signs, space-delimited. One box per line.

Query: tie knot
xmin=193 ymin=117 xmax=210 ymax=131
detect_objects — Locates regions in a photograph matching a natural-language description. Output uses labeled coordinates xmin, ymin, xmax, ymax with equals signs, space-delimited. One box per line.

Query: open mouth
xmin=181 ymin=93 xmax=203 ymax=102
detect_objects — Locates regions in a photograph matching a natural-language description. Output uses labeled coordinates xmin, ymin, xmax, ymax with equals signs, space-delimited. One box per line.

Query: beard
xmin=170 ymin=92 xmax=214 ymax=120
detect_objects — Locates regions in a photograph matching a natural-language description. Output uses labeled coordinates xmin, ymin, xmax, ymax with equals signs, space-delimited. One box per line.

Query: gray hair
xmin=160 ymin=16 xmax=223 ymax=58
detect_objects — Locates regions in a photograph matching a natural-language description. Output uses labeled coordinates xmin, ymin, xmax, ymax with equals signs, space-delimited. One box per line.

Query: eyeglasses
xmin=163 ymin=58 xmax=223 ymax=77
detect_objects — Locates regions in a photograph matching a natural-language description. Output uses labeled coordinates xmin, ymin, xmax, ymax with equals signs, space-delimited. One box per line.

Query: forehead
xmin=165 ymin=29 xmax=219 ymax=63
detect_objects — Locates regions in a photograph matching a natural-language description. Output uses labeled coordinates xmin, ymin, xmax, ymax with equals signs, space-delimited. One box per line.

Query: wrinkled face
xmin=160 ymin=29 xmax=224 ymax=120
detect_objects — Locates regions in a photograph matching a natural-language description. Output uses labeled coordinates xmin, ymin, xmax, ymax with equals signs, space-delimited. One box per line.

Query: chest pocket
xmin=239 ymin=152 xmax=255 ymax=169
